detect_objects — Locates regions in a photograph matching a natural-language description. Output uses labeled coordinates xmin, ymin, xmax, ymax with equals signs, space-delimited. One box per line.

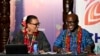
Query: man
xmin=11 ymin=15 xmax=51 ymax=54
xmin=53 ymin=13 xmax=95 ymax=55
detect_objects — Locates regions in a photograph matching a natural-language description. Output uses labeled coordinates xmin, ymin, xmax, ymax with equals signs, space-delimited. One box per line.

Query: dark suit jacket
xmin=11 ymin=31 xmax=51 ymax=52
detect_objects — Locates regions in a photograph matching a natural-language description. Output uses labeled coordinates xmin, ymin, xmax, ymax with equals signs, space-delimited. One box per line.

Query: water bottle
xmin=33 ymin=41 xmax=38 ymax=54
xmin=61 ymin=48 xmax=66 ymax=54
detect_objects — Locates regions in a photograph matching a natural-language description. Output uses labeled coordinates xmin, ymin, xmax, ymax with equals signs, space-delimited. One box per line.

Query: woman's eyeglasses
xmin=29 ymin=22 xmax=40 ymax=26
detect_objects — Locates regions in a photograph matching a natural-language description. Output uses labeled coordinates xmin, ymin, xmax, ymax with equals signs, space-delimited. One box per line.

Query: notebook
xmin=5 ymin=44 xmax=28 ymax=54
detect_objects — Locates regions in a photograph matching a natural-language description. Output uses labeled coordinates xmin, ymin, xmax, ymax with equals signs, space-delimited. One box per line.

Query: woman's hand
xmin=39 ymin=50 xmax=45 ymax=54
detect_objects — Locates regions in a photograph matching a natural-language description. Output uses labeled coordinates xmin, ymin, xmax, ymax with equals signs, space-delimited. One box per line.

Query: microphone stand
xmin=3 ymin=33 xmax=10 ymax=54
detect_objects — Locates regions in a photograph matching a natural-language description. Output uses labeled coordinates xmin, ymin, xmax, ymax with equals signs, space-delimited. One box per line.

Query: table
xmin=0 ymin=53 xmax=88 ymax=56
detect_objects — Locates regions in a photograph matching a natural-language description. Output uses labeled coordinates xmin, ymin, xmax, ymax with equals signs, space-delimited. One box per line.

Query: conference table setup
xmin=0 ymin=52 xmax=88 ymax=56
xmin=0 ymin=44 xmax=94 ymax=56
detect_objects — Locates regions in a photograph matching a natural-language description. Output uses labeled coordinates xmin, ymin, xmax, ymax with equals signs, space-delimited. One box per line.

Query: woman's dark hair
xmin=26 ymin=15 xmax=38 ymax=24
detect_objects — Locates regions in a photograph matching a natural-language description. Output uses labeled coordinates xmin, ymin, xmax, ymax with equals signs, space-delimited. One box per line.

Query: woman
xmin=11 ymin=15 xmax=51 ymax=54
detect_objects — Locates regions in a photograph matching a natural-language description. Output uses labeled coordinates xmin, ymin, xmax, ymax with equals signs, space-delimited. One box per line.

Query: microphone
xmin=7 ymin=37 xmax=10 ymax=44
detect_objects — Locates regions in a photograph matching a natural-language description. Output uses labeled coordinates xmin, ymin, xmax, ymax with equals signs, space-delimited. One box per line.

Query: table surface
xmin=0 ymin=53 xmax=88 ymax=56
